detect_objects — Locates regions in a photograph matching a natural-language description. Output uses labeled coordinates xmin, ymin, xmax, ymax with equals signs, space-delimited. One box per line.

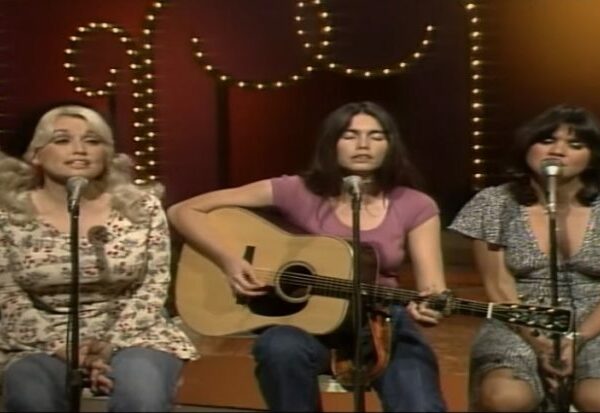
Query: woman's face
xmin=31 ymin=115 xmax=110 ymax=183
xmin=526 ymin=123 xmax=591 ymax=180
xmin=336 ymin=113 xmax=389 ymax=177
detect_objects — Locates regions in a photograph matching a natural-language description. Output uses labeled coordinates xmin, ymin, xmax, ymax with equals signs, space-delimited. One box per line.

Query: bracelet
xmin=564 ymin=332 xmax=580 ymax=340
xmin=564 ymin=331 xmax=589 ymax=354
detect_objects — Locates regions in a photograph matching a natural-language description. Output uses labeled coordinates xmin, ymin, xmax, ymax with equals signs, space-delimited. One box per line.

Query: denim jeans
xmin=2 ymin=347 xmax=183 ymax=412
xmin=252 ymin=306 xmax=447 ymax=412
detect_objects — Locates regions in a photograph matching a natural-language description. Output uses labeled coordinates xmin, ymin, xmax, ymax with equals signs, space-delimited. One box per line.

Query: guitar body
xmin=176 ymin=207 xmax=374 ymax=336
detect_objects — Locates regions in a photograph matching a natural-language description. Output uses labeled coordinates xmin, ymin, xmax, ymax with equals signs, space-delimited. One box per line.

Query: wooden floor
xmin=174 ymin=262 xmax=486 ymax=412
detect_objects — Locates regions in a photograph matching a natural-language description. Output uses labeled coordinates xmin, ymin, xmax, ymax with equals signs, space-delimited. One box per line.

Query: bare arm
xmin=576 ymin=308 xmax=600 ymax=344
xmin=472 ymin=239 xmax=519 ymax=303
xmin=407 ymin=215 xmax=447 ymax=294
xmin=167 ymin=179 xmax=273 ymax=295
xmin=405 ymin=215 xmax=447 ymax=325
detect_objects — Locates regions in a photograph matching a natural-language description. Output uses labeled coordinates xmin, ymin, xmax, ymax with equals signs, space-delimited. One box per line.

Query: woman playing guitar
xmin=168 ymin=101 xmax=448 ymax=412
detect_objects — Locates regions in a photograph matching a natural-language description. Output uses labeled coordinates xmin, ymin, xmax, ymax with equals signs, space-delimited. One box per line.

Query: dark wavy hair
xmin=302 ymin=101 xmax=423 ymax=196
xmin=507 ymin=104 xmax=600 ymax=205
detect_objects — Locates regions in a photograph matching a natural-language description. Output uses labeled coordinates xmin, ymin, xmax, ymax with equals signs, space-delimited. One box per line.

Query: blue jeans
xmin=252 ymin=306 xmax=446 ymax=412
xmin=2 ymin=347 xmax=183 ymax=412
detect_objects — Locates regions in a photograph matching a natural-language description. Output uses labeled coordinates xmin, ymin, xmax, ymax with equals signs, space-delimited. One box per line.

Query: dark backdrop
xmin=5 ymin=1 xmax=600 ymax=224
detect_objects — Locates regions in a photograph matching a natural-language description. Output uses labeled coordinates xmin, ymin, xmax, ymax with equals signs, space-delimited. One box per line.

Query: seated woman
xmin=168 ymin=101 xmax=448 ymax=412
xmin=450 ymin=104 xmax=600 ymax=412
xmin=0 ymin=104 xmax=198 ymax=412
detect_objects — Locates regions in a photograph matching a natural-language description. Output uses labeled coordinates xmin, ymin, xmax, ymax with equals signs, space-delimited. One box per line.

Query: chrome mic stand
xmin=544 ymin=171 xmax=571 ymax=411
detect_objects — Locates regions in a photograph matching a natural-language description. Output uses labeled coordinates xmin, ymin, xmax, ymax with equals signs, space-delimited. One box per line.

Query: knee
xmin=574 ymin=382 xmax=600 ymax=412
xmin=109 ymin=348 xmax=181 ymax=411
xmin=478 ymin=382 xmax=537 ymax=412
xmin=253 ymin=326 xmax=311 ymax=362
xmin=3 ymin=358 xmax=63 ymax=411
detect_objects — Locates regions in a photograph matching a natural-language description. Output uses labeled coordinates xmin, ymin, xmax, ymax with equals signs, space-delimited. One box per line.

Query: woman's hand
xmin=406 ymin=290 xmax=444 ymax=326
xmin=81 ymin=340 xmax=115 ymax=395
xmin=54 ymin=339 xmax=114 ymax=394
xmin=222 ymin=257 xmax=267 ymax=297
xmin=85 ymin=358 xmax=113 ymax=395
xmin=519 ymin=329 xmax=575 ymax=392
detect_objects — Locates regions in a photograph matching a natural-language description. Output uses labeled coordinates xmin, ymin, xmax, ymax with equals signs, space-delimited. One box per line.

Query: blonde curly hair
xmin=0 ymin=105 xmax=163 ymax=224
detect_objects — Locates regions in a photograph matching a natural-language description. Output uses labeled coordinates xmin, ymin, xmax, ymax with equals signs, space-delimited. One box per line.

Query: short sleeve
xmin=448 ymin=185 xmax=510 ymax=246
xmin=388 ymin=187 xmax=439 ymax=233
xmin=271 ymin=175 xmax=303 ymax=212
xmin=406 ymin=191 xmax=439 ymax=231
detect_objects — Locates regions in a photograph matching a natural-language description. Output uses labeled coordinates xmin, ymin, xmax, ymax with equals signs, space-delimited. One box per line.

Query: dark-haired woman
xmin=168 ymin=101 xmax=447 ymax=412
xmin=450 ymin=104 xmax=600 ymax=412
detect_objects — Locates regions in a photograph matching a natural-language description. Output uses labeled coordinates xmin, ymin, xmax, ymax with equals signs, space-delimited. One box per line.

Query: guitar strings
xmin=246 ymin=267 xmax=566 ymax=329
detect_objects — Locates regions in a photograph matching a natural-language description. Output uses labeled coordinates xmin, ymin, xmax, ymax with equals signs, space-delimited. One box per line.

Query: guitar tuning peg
xmin=517 ymin=294 xmax=527 ymax=300
xmin=557 ymin=298 xmax=565 ymax=304
xmin=537 ymin=296 xmax=546 ymax=304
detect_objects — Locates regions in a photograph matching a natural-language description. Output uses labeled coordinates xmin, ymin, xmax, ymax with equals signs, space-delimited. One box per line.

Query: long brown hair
xmin=302 ymin=101 xmax=423 ymax=197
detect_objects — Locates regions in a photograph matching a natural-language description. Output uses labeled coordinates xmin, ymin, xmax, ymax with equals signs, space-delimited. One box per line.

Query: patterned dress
xmin=0 ymin=194 xmax=198 ymax=379
xmin=449 ymin=184 xmax=600 ymax=411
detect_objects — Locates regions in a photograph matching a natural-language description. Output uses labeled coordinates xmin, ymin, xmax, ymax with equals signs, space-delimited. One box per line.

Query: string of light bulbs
xmin=465 ymin=1 xmax=486 ymax=190
xmin=190 ymin=0 xmax=436 ymax=87
xmin=64 ymin=1 xmax=167 ymax=185
xmin=63 ymin=0 xmax=484 ymax=187
xmin=190 ymin=0 xmax=328 ymax=90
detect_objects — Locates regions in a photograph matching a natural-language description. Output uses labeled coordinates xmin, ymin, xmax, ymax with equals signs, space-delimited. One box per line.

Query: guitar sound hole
xmin=246 ymin=264 xmax=313 ymax=317
xmin=278 ymin=264 xmax=313 ymax=300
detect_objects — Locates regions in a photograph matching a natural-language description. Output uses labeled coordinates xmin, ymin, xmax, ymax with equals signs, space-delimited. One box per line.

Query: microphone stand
xmin=349 ymin=189 xmax=366 ymax=413
xmin=545 ymin=177 xmax=571 ymax=411
xmin=66 ymin=201 xmax=83 ymax=413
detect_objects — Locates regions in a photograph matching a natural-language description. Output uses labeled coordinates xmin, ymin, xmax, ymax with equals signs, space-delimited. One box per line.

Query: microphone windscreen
xmin=66 ymin=176 xmax=89 ymax=192
xmin=540 ymin=158 xmax=562 ymax=177
xmin=342 ymin=175 xmax=362 ymax=196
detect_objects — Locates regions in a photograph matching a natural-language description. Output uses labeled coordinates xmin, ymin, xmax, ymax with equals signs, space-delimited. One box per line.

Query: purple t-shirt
xmin=271 ymin=175 xmax=439 ymax=287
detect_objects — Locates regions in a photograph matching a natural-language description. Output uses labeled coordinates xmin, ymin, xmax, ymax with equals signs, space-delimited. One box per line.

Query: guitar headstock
xmin=491 ymin=303 xmax=573 ymax=333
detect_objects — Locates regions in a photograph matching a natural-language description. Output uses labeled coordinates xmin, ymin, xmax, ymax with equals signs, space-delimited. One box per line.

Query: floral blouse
xmin=0 ymin=194 xmax=198 ymax=372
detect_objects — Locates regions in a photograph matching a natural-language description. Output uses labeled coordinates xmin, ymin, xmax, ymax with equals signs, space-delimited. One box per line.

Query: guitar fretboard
xmin=276 ymin=271 xmax=570 ymax=332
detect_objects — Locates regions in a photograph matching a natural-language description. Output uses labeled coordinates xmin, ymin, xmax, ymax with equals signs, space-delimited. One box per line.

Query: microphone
xmin=540 ymin=158 xmax=563 ymax=178
xmin=66 ymin=176 xmax=89 ymax=213
xmin=343 ymin=175 xmax=362 ymax=198
xmin=540 ymin=159 xmax=562 ymax=214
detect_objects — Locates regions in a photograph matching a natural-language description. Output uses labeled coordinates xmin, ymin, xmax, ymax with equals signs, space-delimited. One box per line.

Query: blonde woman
xmin=0 ymin=105 xmax=197 ymax=412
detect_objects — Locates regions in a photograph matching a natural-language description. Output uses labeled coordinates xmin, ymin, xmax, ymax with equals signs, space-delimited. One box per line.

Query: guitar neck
xmin=310 ymin=276 xmax=487 ymax=315
xmin=308 ymin=276 xmax=568 ymax=331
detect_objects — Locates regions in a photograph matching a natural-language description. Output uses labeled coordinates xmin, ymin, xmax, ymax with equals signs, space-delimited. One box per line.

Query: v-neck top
xmin=449 ymin=183 xmax=600 ymax=312
xmin=449 ymin=184 xmax=600 ymax=410
xmin=271 ymin=175 xmax=439 ymax=287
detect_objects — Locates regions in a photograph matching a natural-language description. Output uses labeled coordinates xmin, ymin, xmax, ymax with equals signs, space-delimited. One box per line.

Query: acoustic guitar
xmin=175 ymin=207 xmax=572 ymax=337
